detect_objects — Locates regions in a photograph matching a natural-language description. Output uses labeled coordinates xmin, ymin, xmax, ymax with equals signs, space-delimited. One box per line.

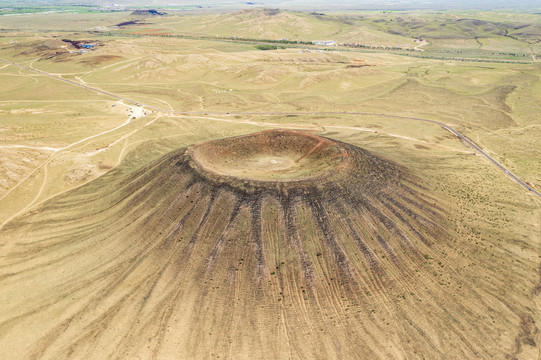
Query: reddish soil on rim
xmin=188 ymin=129 xmax=349 ymax=183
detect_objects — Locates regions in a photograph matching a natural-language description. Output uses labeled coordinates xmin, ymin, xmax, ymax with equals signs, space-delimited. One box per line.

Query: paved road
xmin=2 ymin=57 xmax=539 ymax=199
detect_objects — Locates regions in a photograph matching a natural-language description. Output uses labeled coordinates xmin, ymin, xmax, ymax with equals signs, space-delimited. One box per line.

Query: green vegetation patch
xmin=255 ymin=44 xmax=284 ymax=51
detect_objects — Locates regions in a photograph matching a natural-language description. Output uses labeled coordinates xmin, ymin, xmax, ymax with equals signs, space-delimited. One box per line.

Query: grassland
xmin=0 ymin=8 xmax=540 ymax=359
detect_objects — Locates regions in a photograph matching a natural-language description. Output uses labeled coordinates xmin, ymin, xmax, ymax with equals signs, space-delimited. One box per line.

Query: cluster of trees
xmin=96 ymin=31 xmax=314 ymax=46
xmin=231 ymin=37 xmax=312 ymax=45
xmin=255 ymin=45 xmax=285 ymax=50
xmin=400 ymin=53 xmax=531 ymax=64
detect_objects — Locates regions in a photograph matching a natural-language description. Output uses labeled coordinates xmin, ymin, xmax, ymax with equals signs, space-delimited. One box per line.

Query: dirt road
xmin=1 ymin=57 xmax=539 ymax=199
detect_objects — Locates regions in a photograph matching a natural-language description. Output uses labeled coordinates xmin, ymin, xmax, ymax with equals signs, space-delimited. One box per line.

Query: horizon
xmin=2 ymin=0 xmax=541 ymax=11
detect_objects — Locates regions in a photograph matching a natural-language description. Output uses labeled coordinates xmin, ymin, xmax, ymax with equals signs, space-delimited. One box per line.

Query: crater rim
xmin=187 ymin=129 xmax=348 ymax=184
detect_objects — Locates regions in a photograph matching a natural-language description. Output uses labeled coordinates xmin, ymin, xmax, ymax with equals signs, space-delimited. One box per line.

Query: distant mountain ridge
xmin=130 ymin=9 xmax=166 ymax=16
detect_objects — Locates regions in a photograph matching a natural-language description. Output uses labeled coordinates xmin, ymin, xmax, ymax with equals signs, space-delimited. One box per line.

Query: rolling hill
xmin=0 ymin=130 xmax=536 ymax=359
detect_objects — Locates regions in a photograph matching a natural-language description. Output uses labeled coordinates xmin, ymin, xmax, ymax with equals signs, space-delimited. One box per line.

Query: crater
xmin=188 ymin=129 xmax=346 ymax=182
xmin=0 ymin=127 xmax=465 ymax=359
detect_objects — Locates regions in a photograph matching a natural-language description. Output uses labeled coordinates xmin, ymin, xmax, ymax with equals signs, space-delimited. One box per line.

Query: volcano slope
xmin=0 ymin=129 xmax=535 ymax=359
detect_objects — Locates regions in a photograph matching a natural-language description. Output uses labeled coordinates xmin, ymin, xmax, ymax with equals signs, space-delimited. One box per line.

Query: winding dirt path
xmin=0 ymin=102 xmax=155 ymax=228
xmin=1 ymin=57 xmax=539 ymax=200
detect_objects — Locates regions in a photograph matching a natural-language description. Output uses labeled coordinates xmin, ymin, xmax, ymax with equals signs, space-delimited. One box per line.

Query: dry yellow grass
xmin=0 ymin=18 xmax=540 ymax=359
